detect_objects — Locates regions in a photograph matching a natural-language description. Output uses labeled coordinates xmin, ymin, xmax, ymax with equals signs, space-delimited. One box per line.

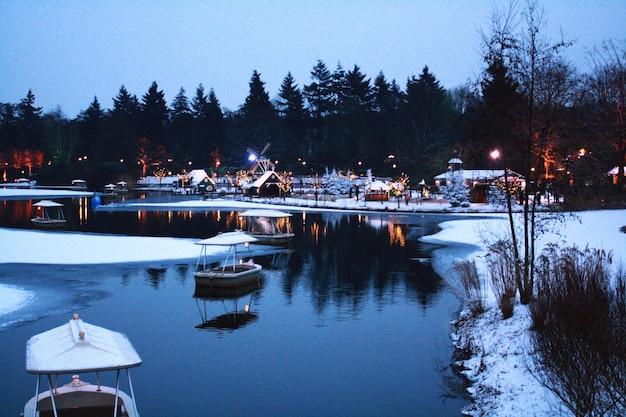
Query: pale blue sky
xmin=1 ymin=0 xmax=624 ymax=117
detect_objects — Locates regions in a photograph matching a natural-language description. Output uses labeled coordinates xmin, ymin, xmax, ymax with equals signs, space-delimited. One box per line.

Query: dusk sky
xmin=1 ymin=1 xmax=625 ymax=118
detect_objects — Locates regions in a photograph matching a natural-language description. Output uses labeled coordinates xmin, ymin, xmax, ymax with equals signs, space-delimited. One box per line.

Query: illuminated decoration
xmin=177 ymin=169 xmax=190 ymax=187
xmin=276 ymin=171 xmax=293 ymax=199
xmin=390 ymin=173 xmax=410 ymax=208
xmin=153 ymin=167 xmax=168 ymax=188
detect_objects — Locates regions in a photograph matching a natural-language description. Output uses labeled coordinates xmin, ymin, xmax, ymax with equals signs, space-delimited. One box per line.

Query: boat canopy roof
xmin=195 ymin=230 xmax=258 ymax=246
xmin=239 ymin=209 xmax=292 ymax=218
xmin=33 ymin=200 xmax=63 ymax=208
xmin=26 ymin=315 xmax=142 ymax=374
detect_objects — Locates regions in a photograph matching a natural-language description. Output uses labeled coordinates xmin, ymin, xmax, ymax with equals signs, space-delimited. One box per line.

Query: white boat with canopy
xmin=194 ymin=231 xmax=262 ymax=288
xmin=31 ymin=200 xmax=66 ymax=228
xmin=23 ymin=314 xmax=142 ymax=417
xmin=238 ymin=209 xmax=294 ymax=245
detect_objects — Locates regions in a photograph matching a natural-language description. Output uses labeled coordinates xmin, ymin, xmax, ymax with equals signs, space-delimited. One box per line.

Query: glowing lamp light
xmin=248 ymin=154 xmax=257 ymax=162
xmin=490 ymin=149 xmax=500 ymax=160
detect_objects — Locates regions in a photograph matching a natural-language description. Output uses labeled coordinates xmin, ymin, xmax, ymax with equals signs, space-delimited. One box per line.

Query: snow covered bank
xmin=0 ymin=188 xmax=92 ymax=199
xmin=0 ymin=228 xmax=200 ymax=265
xmin=422 ymin=210 xmax=626 ymax=416
xmin=0 ymin=284 xmax=33 ymax=316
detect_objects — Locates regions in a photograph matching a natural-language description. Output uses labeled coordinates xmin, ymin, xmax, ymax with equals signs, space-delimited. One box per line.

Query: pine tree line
xmin=1 ymin=44 xmax=624 ymax=200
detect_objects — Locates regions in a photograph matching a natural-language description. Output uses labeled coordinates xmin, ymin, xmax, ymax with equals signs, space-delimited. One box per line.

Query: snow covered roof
xmin=195 ymin=231 xmax=258 ymax=246
xmin=367 ymin=180 xmax=390 ymax=191
xmin=243 ymin=170 xmax=279 ymax=189
xmin=136 ymin=175 xmax=179 ymax=185
xmin=434 ymin=169 xmax=523 ymax=181
xmin=188 ymin=169 xmax=214 ymax=185
xmin=26 ymin=315 xmax=142 ymax=374
xmin=33 ymin=200 xmax=63 ymax=208
xmin=607 ymin=166 xmax=625 ymax=175
xmin=239 ymin=209 xmax=292 ymax=218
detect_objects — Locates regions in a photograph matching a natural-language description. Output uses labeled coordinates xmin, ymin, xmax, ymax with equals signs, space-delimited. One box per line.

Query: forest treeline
xmin=1 ymin=16 xmax=625 ymax=198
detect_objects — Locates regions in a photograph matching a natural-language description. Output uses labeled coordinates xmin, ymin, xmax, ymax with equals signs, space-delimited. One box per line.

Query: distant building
xmin=242 ymin=170 xmax=282 ymax=197
xmin=434 ymin=169 xmax=525 ymax=203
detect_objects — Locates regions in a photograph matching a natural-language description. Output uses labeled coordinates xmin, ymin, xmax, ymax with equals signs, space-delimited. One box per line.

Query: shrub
xmin=450 ymin=259 xmax=485 ymax=316
xmin=484 ymin=239 xmax=517 ymax=319
xmin=530 ymin=245 xmax=626 ymax=417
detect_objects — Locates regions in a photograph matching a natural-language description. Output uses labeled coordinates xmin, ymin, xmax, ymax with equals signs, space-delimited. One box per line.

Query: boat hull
xmin=24 ymin=384 xmax=138 ymax=417
xmin=194 ymin=263 xmax=261 ymax=288
xmin=246 ymin=233 xmax=294 ymax=246
xmin=31 ymin=218 xmax=67 ymax=228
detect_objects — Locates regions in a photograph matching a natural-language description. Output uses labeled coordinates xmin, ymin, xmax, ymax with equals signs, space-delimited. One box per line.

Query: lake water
xmin=0 ymin=197 xmax=470 ymax=416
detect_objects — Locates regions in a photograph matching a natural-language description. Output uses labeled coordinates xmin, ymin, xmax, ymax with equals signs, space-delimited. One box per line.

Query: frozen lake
xmin=0 ymin=199 xmax=471 ymax=416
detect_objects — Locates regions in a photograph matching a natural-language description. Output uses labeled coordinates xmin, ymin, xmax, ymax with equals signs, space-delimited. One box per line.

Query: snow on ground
xmin=0 ymin=188 xmax=93 ymax=199
xmin=421 ymin=209 xmax=626 ymax=416
xmin=2 ymin=188 xmax=626 ymax=416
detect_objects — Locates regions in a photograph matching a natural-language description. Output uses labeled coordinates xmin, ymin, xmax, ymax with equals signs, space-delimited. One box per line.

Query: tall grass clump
xmin=450 ymin=259 xmax=485 ymax=316
xmin=484 ymin=239 xmax=517 ymax=319
xmin=530 ymin=245 xmax=626 ymax=417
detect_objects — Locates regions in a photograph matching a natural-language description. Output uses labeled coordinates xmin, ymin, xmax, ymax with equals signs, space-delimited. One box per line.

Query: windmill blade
xmin=247 ymin=147 xmax=259 ymax=159
xmin=260 ymin=143 xmax=271 ymax=156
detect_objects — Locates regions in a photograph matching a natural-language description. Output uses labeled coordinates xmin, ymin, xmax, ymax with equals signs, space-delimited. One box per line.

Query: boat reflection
xmin=194 ymin=281 xmax=261 ymax=332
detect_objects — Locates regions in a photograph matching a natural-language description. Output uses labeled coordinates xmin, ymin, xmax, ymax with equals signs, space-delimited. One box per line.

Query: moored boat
xmin=238 ymin=209 xmax=294 ymax=245
xmin=194 ymin=231 xmax=262 ymax=288
xmin=31 ymin=200 xmax=66 ymax=228
xmin=23 ymin=313 xmax=142 ymax=417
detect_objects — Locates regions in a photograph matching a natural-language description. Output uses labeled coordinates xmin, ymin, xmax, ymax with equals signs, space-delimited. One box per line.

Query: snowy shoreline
xmin=2 ymin=188 xmax=625 ymax=416
xmin=423 ymin=210 xmax=626 ymax=416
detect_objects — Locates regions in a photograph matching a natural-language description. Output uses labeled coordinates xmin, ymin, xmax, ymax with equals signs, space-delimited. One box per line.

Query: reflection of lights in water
xmin=388 ymin=224 xmax=406 ymax=247
xmin=78 ymin=197 xmax=88 ymax=225
xmin=311 ymin=222 xmax=320 ymax=244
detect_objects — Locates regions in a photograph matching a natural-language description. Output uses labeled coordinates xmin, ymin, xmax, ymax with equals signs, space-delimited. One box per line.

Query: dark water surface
xmin=0 ymin=197 xmax=469 ymax=416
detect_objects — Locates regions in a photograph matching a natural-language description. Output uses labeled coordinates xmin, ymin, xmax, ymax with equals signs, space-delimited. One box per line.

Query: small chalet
xmin=242 ymin=170 xmax=281 ymax=197
xmin=434 ymin=169 xmax=525 ymax=203
xmin=607 ymin=166 xmax=626 ymax=185
xmin=365 ymin=180 xmax=390 ymax=201
xmin=188 ymin=169 xmax=215 ymax=193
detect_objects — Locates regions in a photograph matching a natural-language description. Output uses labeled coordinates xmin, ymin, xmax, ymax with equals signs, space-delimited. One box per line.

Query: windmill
xmin=247 ymin=142 xmax=274 ymax=176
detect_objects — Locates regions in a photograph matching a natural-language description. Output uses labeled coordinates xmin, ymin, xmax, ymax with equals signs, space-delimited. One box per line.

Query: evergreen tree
xmin=190 ymin=84 xmax=226 ymax=168
xmin=276 ymin=72 xmax=307 ymax=167
xmin=109 ymin=85 xmax=141 ymax=164
xmin=77 ymin=97 xmax=106 ymax=163
xmin=303 ymin=60 xmax=334 ymax=118
xmin=140 ymin=81 xmax=169 ymax=146
xmin=372 ymin=72 xmax=404 ymax=172
xmin=406 ymin=66 xmax=447 ymax=132
xmin=239 ymin=70 xmax=277 ymax=153
xmin=169 ymin=87 xmax=193 ymax=164
xmin=43 ymin=106 xmax=76 ymax=166
xmin=402 ymin=66 xmax=454 ymax=179
xmin=0 ymin=103 xmax=18 ymax=154
xmin=241 ymin=70 xmax=274 ymax=116
xmin=191 ymin=84 xmax=209 ymax=119
xmin=16 ymin=89 xmax=43 ymax=150
xmin=205 ymin=88 xmax=226 ymax=169
xmin=303 ymin=60 xmax=334 ymax=168
xmin=333 ymin=65 xmax=373 ymax=168
xmin=443 ymin=170 xmax=470 ymax=207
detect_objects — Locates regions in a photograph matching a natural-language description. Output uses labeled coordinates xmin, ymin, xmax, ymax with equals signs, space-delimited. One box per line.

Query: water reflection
xmin=194 ymin=281 xmax=261 ymax=334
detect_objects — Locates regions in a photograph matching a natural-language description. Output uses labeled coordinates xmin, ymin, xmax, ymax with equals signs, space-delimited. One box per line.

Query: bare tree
xmin=481 ymin=0 xmax=573 ymax=304
xmin=587 ymin=39 xmax=626 ymax=188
